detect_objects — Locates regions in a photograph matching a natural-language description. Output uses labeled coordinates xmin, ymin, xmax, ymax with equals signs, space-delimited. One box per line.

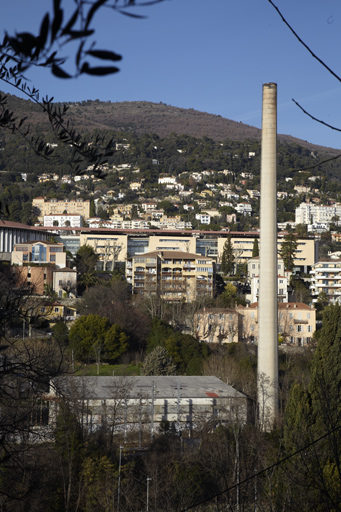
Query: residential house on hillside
xmin=195 ymin=303 xmax=316 ymax=346
xmin=195 ymin=308 xmax=240 ymax=344
xmin=237 ymin=302 xmax=316 ymax=346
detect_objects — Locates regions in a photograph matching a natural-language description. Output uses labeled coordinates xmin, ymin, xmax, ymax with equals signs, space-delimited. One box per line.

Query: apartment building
xmin=309 ymin=260 xmax=341 ymax=304
xmin=48 ymin=229 xmax=316 ymax=273
xmin=11 ymin=241 xmax=66 ymax=268
xmin=11 ymin=241 xmax=67 ymax=295
xmin=79 ymin=233 xmax=128 ymax=271
xmin=247 ymin=257 xmax=290 ymax=303
xmin=126 ymin=250 xmax=215 ymax=302
xmin=295 ymin=202 xmax=341 ymax=225
xmin=33 ymin=197 xmax=90 ymax=223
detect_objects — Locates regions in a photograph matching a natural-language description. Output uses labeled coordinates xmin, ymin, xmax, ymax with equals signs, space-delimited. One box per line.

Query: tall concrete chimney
xmin=258 ymin=83 xmax=279 ymax=429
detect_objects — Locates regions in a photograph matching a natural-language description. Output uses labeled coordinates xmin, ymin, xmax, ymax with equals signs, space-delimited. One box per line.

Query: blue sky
xmin=2 ymin=0 xmax=341 ymax=149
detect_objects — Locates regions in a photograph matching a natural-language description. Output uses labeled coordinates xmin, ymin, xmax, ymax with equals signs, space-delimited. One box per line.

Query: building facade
xmin=237 ymin=302 xmax=316 ymax=346
xmin=126 ymin=250 xmax=215 ymax=302
xmin=46 ymin=376 xmax=248 ymax=434
xmin=309 ymin=260 xmax=341 ymax=304
xmin=33 ymin=197 xmax=90 ymax=223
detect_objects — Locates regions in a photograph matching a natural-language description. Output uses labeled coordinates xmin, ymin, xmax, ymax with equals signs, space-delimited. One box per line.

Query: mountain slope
xmin=2 ymin=93 xmax=339 ymax=155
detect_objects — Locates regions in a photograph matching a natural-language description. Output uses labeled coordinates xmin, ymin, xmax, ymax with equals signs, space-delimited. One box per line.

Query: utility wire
xmin=180 ymin=423 xmax=341 ymax=511
xmin=267 ymin=0 xmax=341 ymax=85
xmin=290 ymin=153 xmax=341 ymax=173
xmin=293 ymin=100 xmax=341 ymax=134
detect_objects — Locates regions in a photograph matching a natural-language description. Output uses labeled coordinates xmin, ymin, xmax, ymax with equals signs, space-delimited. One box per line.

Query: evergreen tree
xmin=252 ymin=238 xmax=259 ymax=257
xmin=141 ymin=346 xmax=176 ymax=376
xmin=221 ymin=236 xmax=235 ymax=275
xmin=279 ymin=232 xmax=298 ymax=271
xmin=283 ymin=304 xmax=341 ymax=510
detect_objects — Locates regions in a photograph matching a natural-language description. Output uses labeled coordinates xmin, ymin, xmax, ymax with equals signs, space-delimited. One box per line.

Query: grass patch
xmin=74 ymin=363 xmax=141 ymax=376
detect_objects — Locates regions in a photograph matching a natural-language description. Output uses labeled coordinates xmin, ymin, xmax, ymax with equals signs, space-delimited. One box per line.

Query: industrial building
xmin=46 ymin=376 xmax=248 ymax=435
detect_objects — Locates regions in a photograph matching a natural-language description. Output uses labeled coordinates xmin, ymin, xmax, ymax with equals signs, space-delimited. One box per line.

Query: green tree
xmin=279 ymin=232 xmax=298 ymax=271
xmin=283 ymin=304 xmax=341 ymax=510
xmin=252 ymin=238 xmax=259 ymax=257
xmin=52 ymin=320 xmax=69 ymax=345
xmin=221 ymin=236 xmax=235 ymax=275
xmin=141 ymin=346 xmax=176 ymax=376
xmin=75 ymin=244 xmax=99 ymax=292
xmin=69 ymin=314 xmax=128 ymax=368
xmin=219 ymin=282 xmax=238 ymax=308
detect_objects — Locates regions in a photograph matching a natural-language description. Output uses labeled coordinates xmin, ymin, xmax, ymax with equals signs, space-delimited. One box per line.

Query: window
xmin=307 ymin=313 xmax=310 ymax=319
xmin=308 ymin=325 xmax=312 ymax=332
xmin=297 ymin=325 xmax=303 ymax=332
xmin=54 ymin=307 xmax=59 ymax=313
xmin=50 ymin=255 xmax=56 ymax=262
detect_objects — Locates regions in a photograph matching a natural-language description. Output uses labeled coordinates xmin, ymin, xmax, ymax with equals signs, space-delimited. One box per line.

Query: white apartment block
xmin=295 ymin=202 xmax=341 ymax=225
xmin=309 ymin=260 xmax=341 ymax=304
xmin=247 ymin=257 xmax=289 ymax=303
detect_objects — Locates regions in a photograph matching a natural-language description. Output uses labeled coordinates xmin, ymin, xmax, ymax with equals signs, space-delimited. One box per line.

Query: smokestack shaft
xmin=258 ymin=82 xmax=279 ymax=429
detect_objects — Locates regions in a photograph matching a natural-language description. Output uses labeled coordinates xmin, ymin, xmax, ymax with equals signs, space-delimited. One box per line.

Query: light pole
xmin=146 ymin=477 xmax=152 ymax=512
xmin=117 ymin=445 xmax=123 ymax=511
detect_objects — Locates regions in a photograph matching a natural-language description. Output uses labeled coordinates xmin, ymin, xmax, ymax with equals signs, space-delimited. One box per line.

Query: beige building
xmin=80 ymin=233 xmax=128 ymax=271
xmin=12 ymin=241 xmax=67 ymax=295
xmin=195 ymin=308 xmax=240 ymax=343
xmin=12 ymin=241 xmax=66 ymax=268
xmin=126 ymin=250 xmax=215 ymax=302
xmin=237 ymin=302 xmax=316 ymax=346
xmin=194 ymin=303 xmax=316 ymax=346
xmin=33 ymin=197 xmax=90 ymax=223
xmin=53 ymin=267 xmax=77 ymax=298
xmin=217 ymin=235 xmax=316 ymax=272
xmin=148 ymin=235 xmax=196 ymax=254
